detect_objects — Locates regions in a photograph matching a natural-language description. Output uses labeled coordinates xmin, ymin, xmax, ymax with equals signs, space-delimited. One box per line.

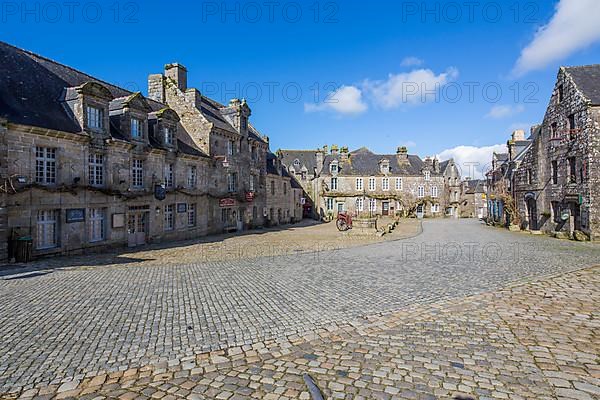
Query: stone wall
xmin=514 ymin=68 xmax=600 ymax=240
xmin=4 ymin=124 xmax=212 ymax=259
xmin=317 ymin=175 xmax=448 ymax=218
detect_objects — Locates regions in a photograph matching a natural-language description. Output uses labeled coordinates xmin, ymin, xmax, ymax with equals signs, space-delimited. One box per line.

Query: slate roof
xmin=322 ymin=147 xmax=440 ymax=177
xmin=278 ymin=150 xmax=319 ymax=173
xmin=266 ymin=152 xmax=281 ymax=175
xmin=0 ymin=41 xmax=266 ymax=157
xmin=564 ymin=64 xmax=600 ymax=105
xmin=464 ymin=179 xmax=486 ymax=194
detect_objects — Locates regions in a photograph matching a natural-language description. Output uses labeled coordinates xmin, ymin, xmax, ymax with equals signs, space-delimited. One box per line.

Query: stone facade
xmin=0 ymin=42 xmax=298 ymax=260
xmin=265 ymin=154 xmax=303 ymax=226
xmin=460 ymin=179 xmax=488 ymax=219
xmin=512 ymin=66 xmax=600 ymax=240
xmin=281 ymin=146 xmax=461 ymax=220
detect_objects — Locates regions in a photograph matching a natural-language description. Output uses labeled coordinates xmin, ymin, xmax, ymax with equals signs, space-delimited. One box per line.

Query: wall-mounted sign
xmin=66 ymin=209 xmax=85 ymax=223
xmin=561 ymin=210 xmax=571 ymax=221
xmin=177 ymin=203 xmax=188 ymax=213
xmin=245 ymin=192 xmax=255 ymax=202
xmin=219 ymin=198 xmax=236 ymax=208
xmin=154 ymin=184 xmax=166 ymax=201
xmin=112 ymin=213 xmax=125 ymax=228
xmin=301 ymin=198 xmax=306 ymax=205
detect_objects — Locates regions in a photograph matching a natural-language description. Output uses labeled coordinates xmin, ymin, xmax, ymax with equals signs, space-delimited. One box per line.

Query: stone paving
xmin=1 ymin=220 xmax=600 ymax=398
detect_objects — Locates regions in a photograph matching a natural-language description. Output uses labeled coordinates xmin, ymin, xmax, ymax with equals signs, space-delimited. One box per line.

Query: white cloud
xmin=513 ymin=0 xmax=600 ymax=76
xmin=401 ymin=57 xmax=424 ymax=67
xmin=304 ymin=85 xmax=368 ymax=115
xmin=400 ymin=140 xmax=417 ymax=148
xmin=364 ymin=67 xmax=459 ymax=109
xmin=438 ymin=144 xmax=506 ymax=179
xmin=485 ymin=104 xmax=525 ymax=119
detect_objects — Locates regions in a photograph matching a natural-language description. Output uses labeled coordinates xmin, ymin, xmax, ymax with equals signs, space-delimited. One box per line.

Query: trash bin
xmin=15 ymin=236 xmax=33 ymax=263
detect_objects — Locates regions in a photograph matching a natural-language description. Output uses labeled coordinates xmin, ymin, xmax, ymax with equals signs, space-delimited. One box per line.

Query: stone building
xmin=147 ymin=63 xmax=271 ymax=233
xmin=512 ymin=65 xmax=600 ymax=240
xmin=0 ymin=41 xmax=297 ymax=260
xmin=265 ymin=153 xmax=303 ymax=226
xmin=486 ymin=130 xmax=532 ymax=226
xmin=291 ymin=146 xmax=459 ymax=219
xmin=460 ymin=179 xmax=488 ymax=219
xmin=276 ymin=148 xmax=324 ymax=218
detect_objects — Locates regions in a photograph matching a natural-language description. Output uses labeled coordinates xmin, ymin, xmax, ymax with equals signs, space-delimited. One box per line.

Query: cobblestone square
xmin=1 ymin=220 xmax=599 ymax=399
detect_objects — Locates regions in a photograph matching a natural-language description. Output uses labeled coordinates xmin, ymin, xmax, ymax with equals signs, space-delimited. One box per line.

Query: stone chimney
xmin=165 ymin=63 xmax=188 ymax=91
xmin=148 ymin=74 xmax=165 ymax=103
xmin=322 ymin=145 xmax=328 ymax=154
xmin=330 ymin=144 xmax=339 ymax=155
xmin=397 ymin=146 xmax=409 ymax=164
xmin=316 ymin=148 xmax=324 ymax=172
xmin=340 ymin=146 xmax=349 ymax=161
xmin=433 ymin=156 xmax=440 ymax=173
xmin=512 ymin=129 xmax=525 ymax=142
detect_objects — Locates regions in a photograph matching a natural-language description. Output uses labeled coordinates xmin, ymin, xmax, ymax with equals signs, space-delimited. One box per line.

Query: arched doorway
xmin=526 ymin=195 xmax=538 ymax=230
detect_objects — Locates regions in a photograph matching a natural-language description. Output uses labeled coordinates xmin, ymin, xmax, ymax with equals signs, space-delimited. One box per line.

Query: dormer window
xmin=380 ymin=160 xmax=390 ymax=174
xmin=164 ymin=127 xmax=175 ymax=146
xmin=330 ymin=161 xmax=339 ymax=174
xmin=131 ymin=118 xmax=143 ymax=139
xmin=241 ymin=116 xmax=248 ymax=132
xmin=86 ymin=105 xmax=104 ymax=130
xmin=424 ymin=171 xmax=431 ymax=181
xmin=294 ymin=159 xmax=300 ymax=168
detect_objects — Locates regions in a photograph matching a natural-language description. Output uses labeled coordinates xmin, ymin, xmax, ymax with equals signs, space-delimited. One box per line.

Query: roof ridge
xmin=1 ymin=40 xmax=138 ymax=98
xmin=563 ymin=64 xmax=600 ymax=70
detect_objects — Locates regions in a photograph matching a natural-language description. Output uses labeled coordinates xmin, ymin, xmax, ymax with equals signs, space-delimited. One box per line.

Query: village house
xmin=0 ymin=41 xmax=297 ymax=261
xmin=460 ymin=179 xmax=488 ymax=219
xmin=512 ymin=65 xmax=600 ymax=241
xmin=265 ymin=153 xmax=303 ymax=226
xmin=276 ymin=148 xmax=323 ymax=219
xmin=280 ymin=145 xmax=461 ymax=220
xmin=486 ymin=130 xmax=533 ymax=226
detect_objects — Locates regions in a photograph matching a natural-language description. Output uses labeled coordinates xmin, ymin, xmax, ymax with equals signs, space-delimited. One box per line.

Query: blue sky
xmin=3 ymin=0 xmax=600 ymax=176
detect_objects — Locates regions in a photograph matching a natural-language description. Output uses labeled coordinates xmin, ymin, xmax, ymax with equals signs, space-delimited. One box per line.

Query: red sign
xmin=245 ymin=192 xmax=255 ymax=202
xmin=219 ymin=198 xmax=236 ymax=208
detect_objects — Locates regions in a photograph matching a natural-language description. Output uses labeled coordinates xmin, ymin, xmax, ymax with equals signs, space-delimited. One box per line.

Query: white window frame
xmin=331 ymin=177 xmax=338 ymax=190
xmin=227 ymin=140 xmax=235 ymax=156
xmin=188 ymin=203 xmax=196 ymax=227
xmin=368 ymin=177 xmax=376 ymax=191
xmin=187 ymin=165 xmax=197 ymax=188
xmin=132 ymin=159 xmax=144 ymax=188
xmin=164 ymin=204 xmax=175 ymax=231
xmin=337 ymin=202 xmax=345 ymax=212
xmin=86 ymin=105 xmax=103 ymax=130
xmin=395 ymin=177 xmax=403 ymax=191
xmin=249 ymin=174 xmax=255 ymax=192
xmin=330 ymin=162 xmax=338 ymax=174
xmin=431 ymin=186 xmax=439 ymax=198
xmin=356 ymin=198 xmax=364 ymax=212
xmin=89 ymin=208 xmax=106 ymax=243
xmin=165 ymin=163 xmax=175 ymax=188
xmin=424 ymin=171 xmax=431 ymax=181
xmin=382 ymin=178 xmax=389 ymax=191
xmin=131 ymin=117 xmax=143 ymax=139
xmin=326 ymin=198 xmax=334 ymax=211
xmin=356 ymin=178 xmax=363 ymax=191
xmin=36 ymin=210 xmax=59 ymax=250
xmin=164 ymin=127 xmax=175 ymax=146
xmin=369 ymin=198 xmax=377 ymax=212
xmin=227 ymin=173 xmax=237 ymax=193
xmin=431 ymin=204 xmax=440 ymax=213
xmin=88 ymin=153 xmax=104 ymax=187
xmin=418 ymin=186 xmax=425 ymax=198
xmin=35 ymin=147 xmax=57 ymax=185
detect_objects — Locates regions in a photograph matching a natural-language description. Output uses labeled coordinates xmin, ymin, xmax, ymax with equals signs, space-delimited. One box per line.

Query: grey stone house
xmin=0 ymin=41 xmax=296 ymax=260
xmin=513 ymin=65 xmax=600 ymax=240
xmin=460 ymin=179 xmax=488 ymax=219
xmin=265 ymin=153 xmax=303 ymax=226
xmin=277 ymin=148 xmax=324 ymax=218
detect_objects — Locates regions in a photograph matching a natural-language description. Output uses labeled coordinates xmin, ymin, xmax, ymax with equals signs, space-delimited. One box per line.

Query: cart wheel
xmin=336 ymin=219 xmax=348 ymax=231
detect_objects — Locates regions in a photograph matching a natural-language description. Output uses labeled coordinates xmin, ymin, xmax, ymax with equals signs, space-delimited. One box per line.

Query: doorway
xmin=382 ymin=201 xmax=390 ymax=216
xmin=526 ymin=198 xmax=538 ymax=230
xmin=127 ymin=211 xmax=148 ymax=247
